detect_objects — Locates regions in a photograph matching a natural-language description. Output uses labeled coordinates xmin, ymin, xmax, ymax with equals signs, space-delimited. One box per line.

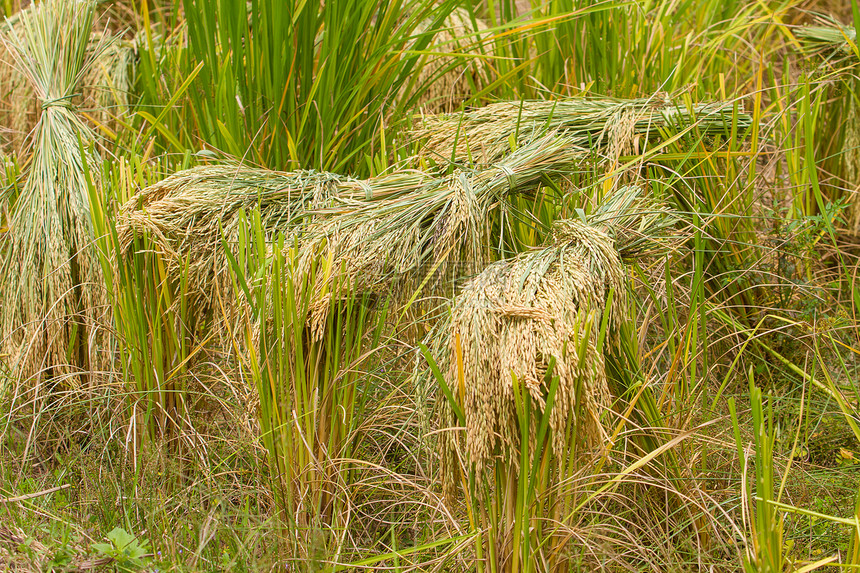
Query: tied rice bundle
xmin=0 ymin=0 xmax=110 ymax=389
xmin=413 ymin=96 xmax=752 ymax=165
xmin=423 ymin=187 xmax=677 ymax=499
xmin=294 ymin=135 xmax=583 ymax=310
xmin=116 ymin=165 xmax=436 ymax=326
xmin=0 ymin=8 xmax=133 ymax=155
xmin=117 ymin=135 xmax=583 ymax=331
xmin=796 ymin=17 xmax=858 ymax=60
xmin=408 ymin=7 xmax=492 ymax=113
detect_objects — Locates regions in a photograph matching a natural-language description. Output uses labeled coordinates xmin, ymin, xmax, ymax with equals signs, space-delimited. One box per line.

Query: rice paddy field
xmin=5 ymin=0 xmax=860 ymax=571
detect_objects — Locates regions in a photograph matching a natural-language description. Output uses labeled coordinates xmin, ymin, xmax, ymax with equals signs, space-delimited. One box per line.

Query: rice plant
xmin=225 ymin=209 xmax=390 ymax=562
xmin=88 ymin=157 xmax=196 ymax=457
xmin=136 ymin=0 xmax=475 ymax=174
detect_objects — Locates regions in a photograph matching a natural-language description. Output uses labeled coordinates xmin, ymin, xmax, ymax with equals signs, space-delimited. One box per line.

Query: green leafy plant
xmin=92 ymin=527 xmax=151 ymax=572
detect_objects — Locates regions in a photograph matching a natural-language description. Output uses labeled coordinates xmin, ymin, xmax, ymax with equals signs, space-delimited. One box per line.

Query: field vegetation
xmin=2 ymin=0 xmax=860 ymax=571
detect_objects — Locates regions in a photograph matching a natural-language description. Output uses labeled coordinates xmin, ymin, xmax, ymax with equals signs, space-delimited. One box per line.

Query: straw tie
xmin=41 ymin=95 xmax=76 ymax=110
xmin=497 ymin=164 xmax=517 ymax=192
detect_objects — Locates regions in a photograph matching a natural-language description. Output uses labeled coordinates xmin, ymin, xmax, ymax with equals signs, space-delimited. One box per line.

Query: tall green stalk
xmin=137 ymin=0 xmax=467 ymax=175
xmin=225 ymin=209 xmax=387 ymax=561
xmin=88 ymin=158 xmax=194 ymax=458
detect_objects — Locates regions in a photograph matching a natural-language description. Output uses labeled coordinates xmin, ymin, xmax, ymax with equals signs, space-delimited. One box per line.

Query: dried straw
xmin=0 ymin=0 xmax=111 ymax=389
xmin=422 ymin=187 xmax=677 ymax=497
xmin=413 ymin=96 xmax=752 ymax=165
xmin=0 ymin=8 xmax=133 ymax=155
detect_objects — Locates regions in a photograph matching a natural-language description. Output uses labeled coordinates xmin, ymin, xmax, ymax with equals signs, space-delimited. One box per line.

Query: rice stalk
xmin=0 ymin=7 xmax=133 ymax=155
xmin=412 ymin=96 xmax=752 ymax=166
xmin=293 ymin=134 xmax=583 ymax=311
xmin=0 ymin=0 xmax=110 ymax=398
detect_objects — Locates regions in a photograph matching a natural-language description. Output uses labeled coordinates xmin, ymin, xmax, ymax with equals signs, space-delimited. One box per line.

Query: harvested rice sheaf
xmin=413 ymin=97 xmax=752 ymax=165
xmin=0 ymin=0 xmax=110 ymax=389
xmin=0 ymin=8 xmax=133 ymax=155
xmin=117 ymin=135 xmax=583 ymax=332
xmin=424 ymin=187 xmax=677 ymax=498
xmin=407 ymin=7 xmax=492 ymax=113
xmin=796 ymin=17 xmax=858 ymax=60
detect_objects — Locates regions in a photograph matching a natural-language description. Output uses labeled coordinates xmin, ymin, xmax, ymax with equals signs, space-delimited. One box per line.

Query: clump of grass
xmin=413 ymin=96 xmax=753 ymax=165
xmin=225 ymin=209 xmax=391 ymax=562
xmin=0 ymin=0 xmax=111 ymax=409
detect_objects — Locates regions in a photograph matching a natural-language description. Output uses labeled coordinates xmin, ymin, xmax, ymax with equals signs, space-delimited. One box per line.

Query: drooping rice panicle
xmin=412 ymin=96 xmax=752 ymax=165
xmin=0 ymin=0 xmax=111 ymax=390
xmin=115 ymin=164 xmax=433 ymax=319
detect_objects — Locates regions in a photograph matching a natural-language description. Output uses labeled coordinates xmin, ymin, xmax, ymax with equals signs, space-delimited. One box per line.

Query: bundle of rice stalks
xmin=407 ymin=7 xmax=492 ymax=113
xmin=294 ymin=135 xmax=583 ymax=311
xmin=0 ymin=0 xmax=110 ymax=391
xmin=420 ymin=187 xmax=677 ymax=498
xmin=117 ymin=135 xmax=583 ymax=331
xmin=796 ymin=16 xmax=858 ymax=61
xmin=413 ymin=96 xmax=752 ymax=165
xmin=0 ymin=8 xmax=133 ymax=155
xmin=116 ymin=165 xmax=431 ymax=321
